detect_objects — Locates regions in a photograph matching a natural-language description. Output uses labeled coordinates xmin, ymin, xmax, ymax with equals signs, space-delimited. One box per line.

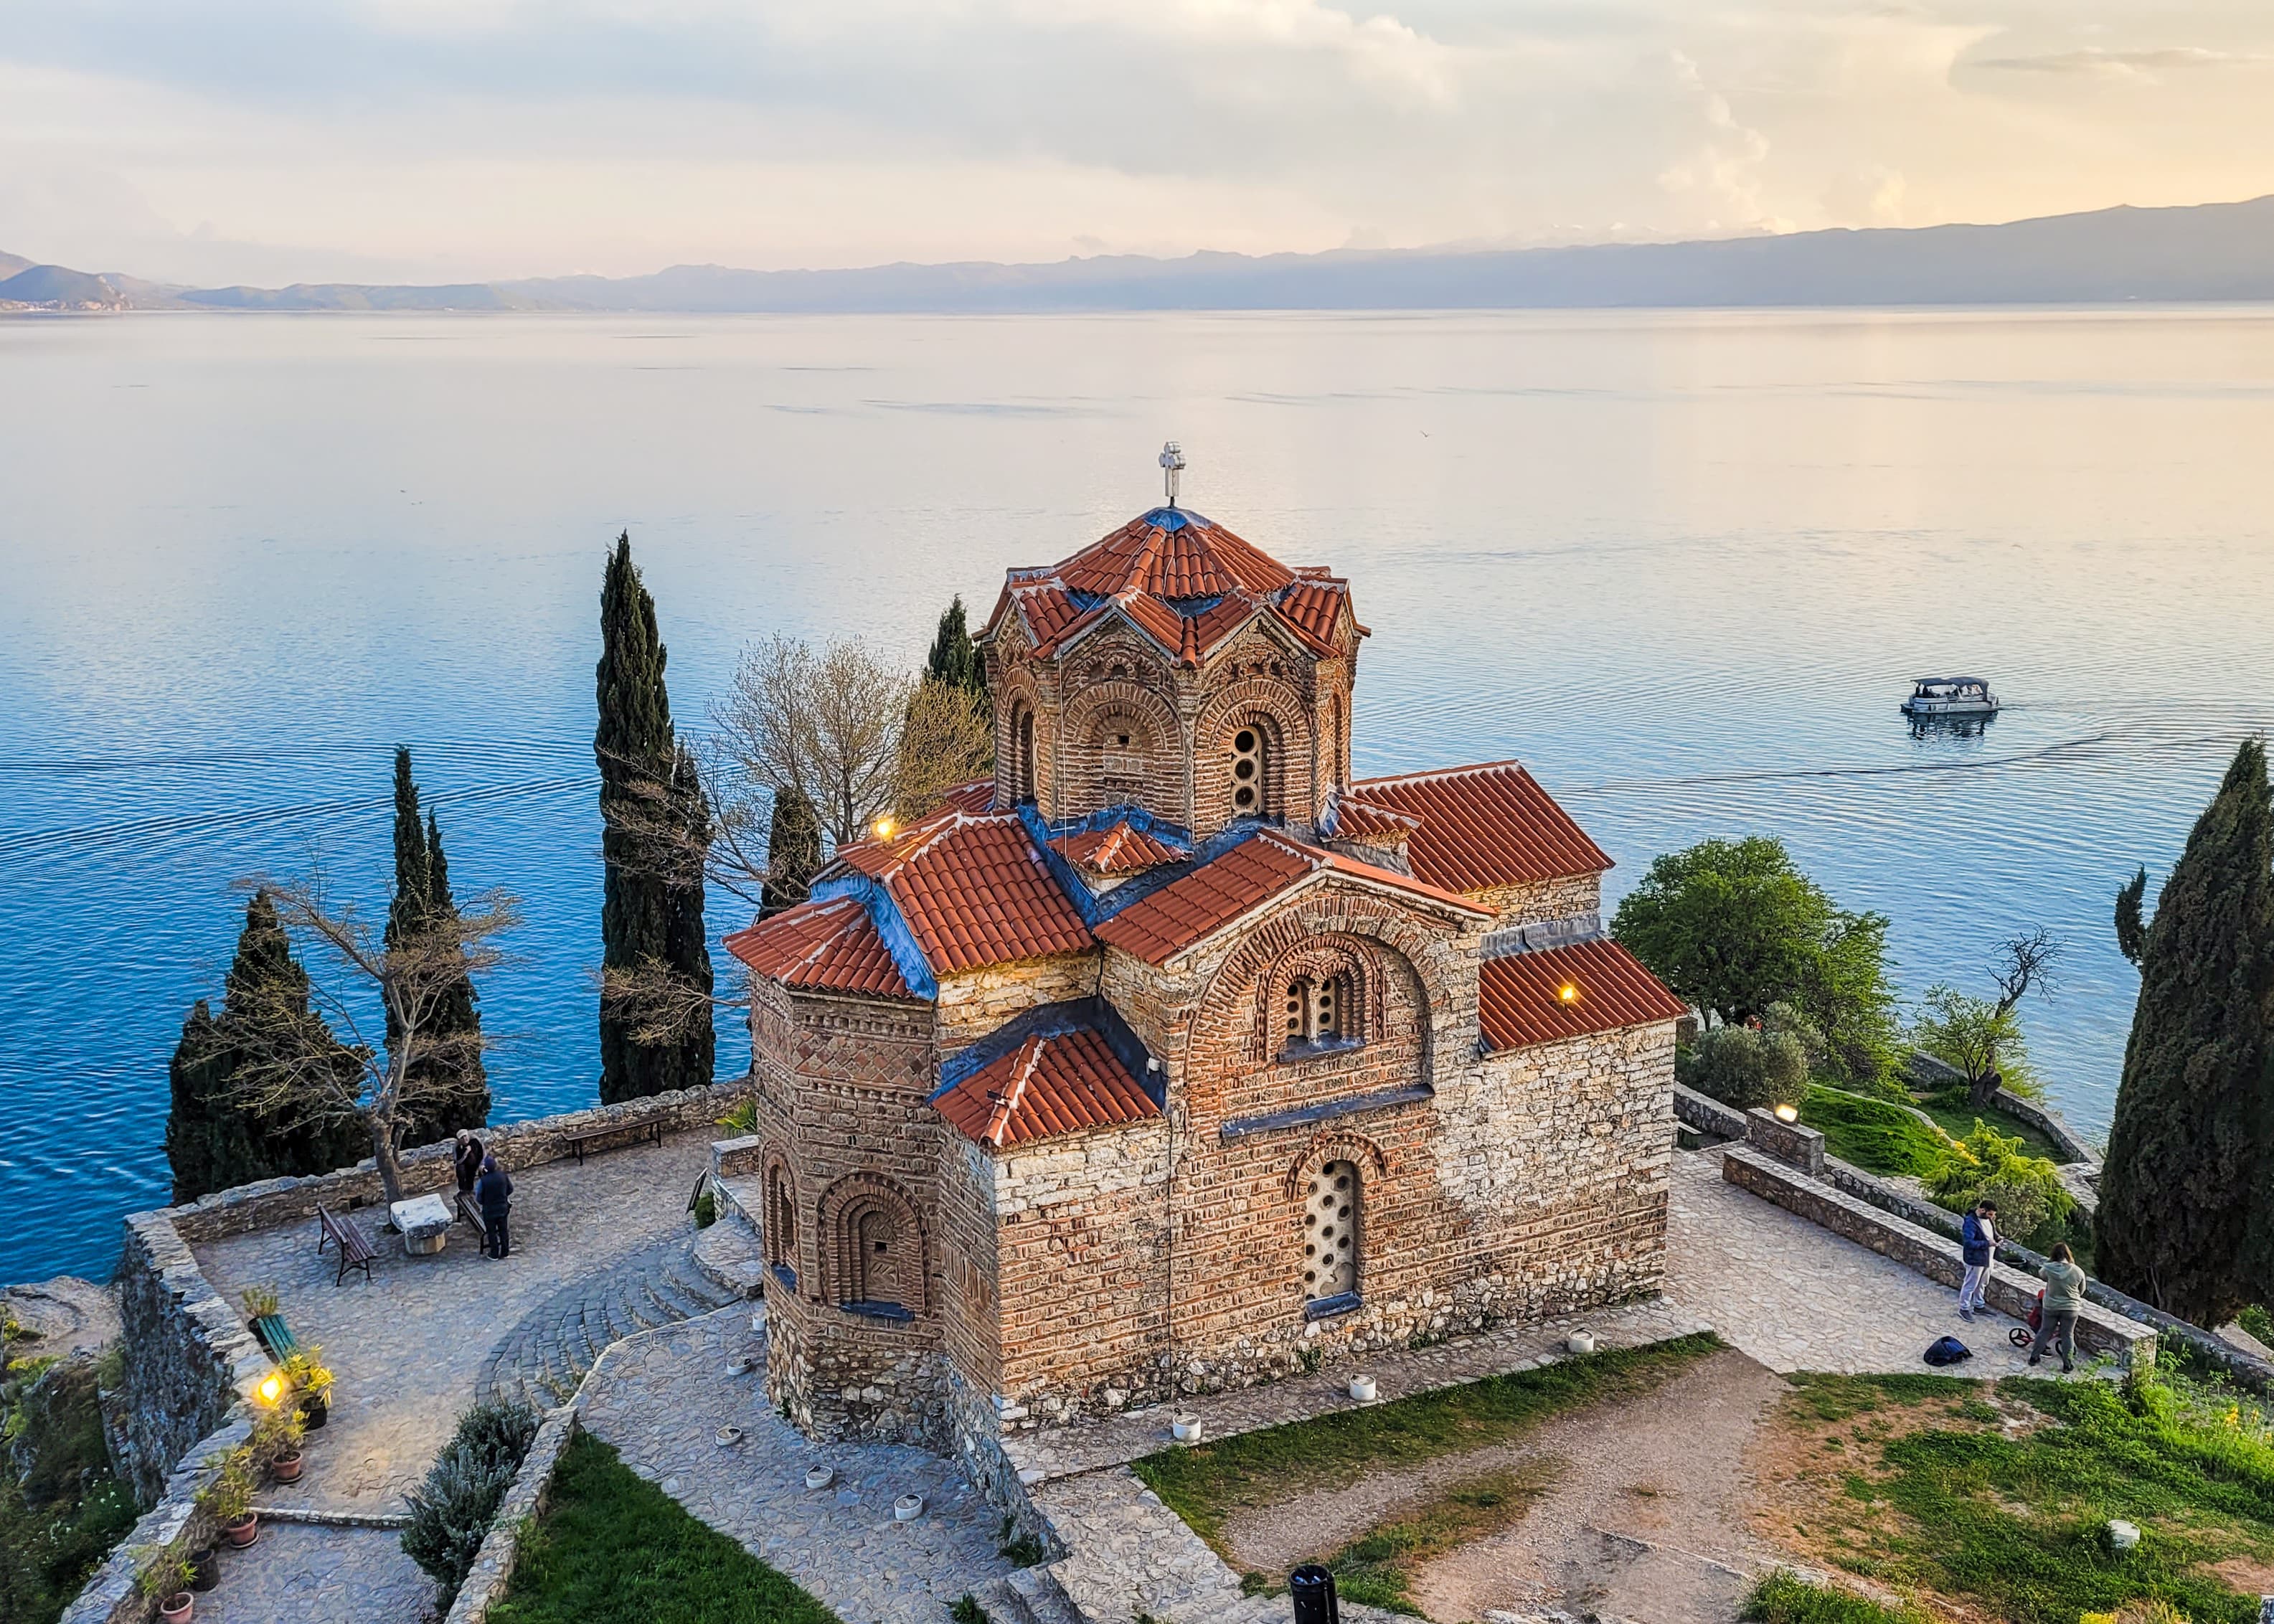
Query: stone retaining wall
xmin=163 ymin=1082 xmax=753 ymax=1246
xmin=108 ymin=1213 xmax=271 ymax=1505
xmin=443 ymin=1405 xmax=582 ymax=1624
xmin=1722 ymin=1146 xmax=2155 ymax=1367
xmin=1671 ymin=1083 xmax=1745 ymax=1140
xmin=58 ymin=1415 xmax=250 ymax=1624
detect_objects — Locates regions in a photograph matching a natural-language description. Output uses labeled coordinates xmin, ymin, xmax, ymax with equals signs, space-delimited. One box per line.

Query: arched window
xmin=1230 ymin=722 xmax=1268 ymax=817
xmin=1303 ymin=1160 xmax=1361 ymax=1306
xmin=1014 ymin=704 xmax=1037 ymax=803
xmin=1280 ymin=971 xmax=1355 ymax=1056
xmin=764 ymin=1162 xmax=798 ymax=1288
xmin=854 ymin=1207 xmax=902 ymax=1308
xmin=1283 ymin=977 xmax=1313 ymax=1047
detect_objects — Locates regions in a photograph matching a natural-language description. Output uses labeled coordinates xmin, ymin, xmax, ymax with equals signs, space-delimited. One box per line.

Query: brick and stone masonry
xmin=724 ymin=494 xmax=1687 ymax=1474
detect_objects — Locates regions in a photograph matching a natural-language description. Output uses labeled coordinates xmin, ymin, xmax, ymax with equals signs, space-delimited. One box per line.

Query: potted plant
xmin=135 ymin=1547 xmax=198 ymax=1623
xmin=280 ymin=1346 xmax=334 ymax=1428
xmin=198 ymin=1448 xmax=259 ymax=1549
xmin=239 ymin=1283 xmax=282 ymax=1352
xmin=253 ymin=1402 xmax=306 ymax=1484
xmin=187 ymin=1544 xmax=220 ymax=1593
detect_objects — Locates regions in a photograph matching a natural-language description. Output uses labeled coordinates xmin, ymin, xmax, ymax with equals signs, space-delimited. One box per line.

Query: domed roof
xmin=984 ymin=506 xmax=1361 ymax=668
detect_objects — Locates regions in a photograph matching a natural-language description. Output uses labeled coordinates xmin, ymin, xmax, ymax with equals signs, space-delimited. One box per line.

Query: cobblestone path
xmin=196 ymin=1522 xmax=435 ymax=1624
xmin=193 ymin=1128 xmax=713 ymax=1517
xmin=579 ymin=1306 xmax=1018 ymax=1624
xmin=1662 ymin=1145 xmax=2080 ymax=1379
xmin=474 ymin=1229 xmax=742 ymax=1411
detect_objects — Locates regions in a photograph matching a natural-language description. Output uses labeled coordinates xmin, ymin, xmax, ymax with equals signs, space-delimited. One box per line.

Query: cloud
xmin=1976 ymin=46 xmax=2266 ymax=79
xmin=0 ymin=1 xmax=2268 ymax=283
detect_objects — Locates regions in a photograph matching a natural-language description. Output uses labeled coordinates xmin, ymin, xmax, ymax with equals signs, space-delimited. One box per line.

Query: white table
xmin=390 ymin=1194 xmax=454 ymax=1257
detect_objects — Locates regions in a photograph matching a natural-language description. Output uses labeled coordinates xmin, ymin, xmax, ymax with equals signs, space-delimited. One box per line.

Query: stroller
xmin=2009 ymin=1288 xmax=2044 ymax=1350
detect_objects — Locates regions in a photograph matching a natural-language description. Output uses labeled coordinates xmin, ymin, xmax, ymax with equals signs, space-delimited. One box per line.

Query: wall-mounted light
xmin=1557 ymin=983 xmax=1579 ymax=1004
xmin=258 ymin=1374 xmax=284 ymax=1406
xmin=872 ymin=816 xmax=897 ymax=841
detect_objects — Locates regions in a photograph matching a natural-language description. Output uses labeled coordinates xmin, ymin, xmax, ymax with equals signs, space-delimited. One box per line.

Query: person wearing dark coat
xmin=474 ymin=1153 xmax=514 ymax=1259
xmin=453 ymin=1130 xmax=484 ymax=1216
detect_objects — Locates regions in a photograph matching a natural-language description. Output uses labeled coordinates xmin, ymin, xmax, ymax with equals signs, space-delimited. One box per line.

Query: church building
xmin=725 ymin=456 xmax=1684 ymax=1455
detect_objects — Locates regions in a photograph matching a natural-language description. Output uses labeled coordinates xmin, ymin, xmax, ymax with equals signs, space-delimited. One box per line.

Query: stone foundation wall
xmin=107 ymin=1213 xmax=269 ymax=1506
xmin=763 ymin=1286 xmax=948 ymax=1445
xmin=1465 ymin=871 xmax=1601 ymax=925
xmin=60 ymin=1414 xmax=248 ymax=1624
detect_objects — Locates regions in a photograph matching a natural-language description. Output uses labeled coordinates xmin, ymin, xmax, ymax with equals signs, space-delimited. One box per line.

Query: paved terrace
xmin=165 ymin=1136 xmax=2079 ymax=1624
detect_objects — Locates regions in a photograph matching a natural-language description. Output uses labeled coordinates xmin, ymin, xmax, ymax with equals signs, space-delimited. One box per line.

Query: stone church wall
xmin=1466 ymin=871 xmax=1602 ymax=925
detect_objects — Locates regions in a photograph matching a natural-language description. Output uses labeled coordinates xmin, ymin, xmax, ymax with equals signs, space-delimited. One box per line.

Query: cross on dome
xmin=1159 ymin=440 xmax=1186 ymax=508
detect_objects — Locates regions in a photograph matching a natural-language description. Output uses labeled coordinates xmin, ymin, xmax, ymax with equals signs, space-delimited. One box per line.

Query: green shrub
xmin=2237 ymin=1303 xmax=2274 ymax=1346
xmin=1680 ymin=1021 xmax=1809 ymax=1110
xmin=693 ymin=1189 xmax=716 ymax=1228
xmin=1798 ymin=1088 xmax=1950 ymax=1179
xmin=1925 ymin=1122 xmax=2077 ymax=1248
xmin=400 ymin=1399 xmax=540 ymax=1609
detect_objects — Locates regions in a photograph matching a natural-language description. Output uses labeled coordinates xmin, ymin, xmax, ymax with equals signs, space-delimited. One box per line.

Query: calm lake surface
xmin=4 ymin=308 xmax=2272 ymax=1285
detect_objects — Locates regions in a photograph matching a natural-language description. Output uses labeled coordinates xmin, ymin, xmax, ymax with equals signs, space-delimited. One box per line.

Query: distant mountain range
xmin=9 ymin=195 xmax=2274 ymax=314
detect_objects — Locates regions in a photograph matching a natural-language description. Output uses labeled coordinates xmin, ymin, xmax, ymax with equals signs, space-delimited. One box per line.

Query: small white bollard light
xmin=1171 ymin=1414 xmax=1204 ymax=1444
xmin=1567 ymin=1330 xmax=1597 ymax=1356
xmin=1349 ymin=1374 xmax=1379 ymax=1403
xmin=2108 ymin=1519 xmax=2141 ymax=1551
xmin=714 ymin=1425 xmax=744 ymax=1449
xmin=893 ymin=1493 xmax=925 ymax=1522
xmin=803 ymin=1465 xmax=834 ymax=1491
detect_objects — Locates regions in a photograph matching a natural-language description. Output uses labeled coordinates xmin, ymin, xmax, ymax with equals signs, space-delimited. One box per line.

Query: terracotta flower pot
xmin=222 ymin=1512 xmax=258 ymax=1549
xmin=160 ymin=1592 xmax=194 ymax=1624
xmin=270 ymin=1451 xmax=303 ymax=1484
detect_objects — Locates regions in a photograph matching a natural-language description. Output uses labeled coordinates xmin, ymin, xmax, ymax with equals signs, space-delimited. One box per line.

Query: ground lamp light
xmin=1774 ymin=1103 xmax=1801 ymax=1124
xmin=257 ymin=1373 xmax=284 ymax=1406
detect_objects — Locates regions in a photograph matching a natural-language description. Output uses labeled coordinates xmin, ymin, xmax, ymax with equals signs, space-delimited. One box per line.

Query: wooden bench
xmin=456 ymin=1189 xmax=485 ymax=1230
xmin=562 ymin=1117 xmax=664 ymax=1166
xmin=314 ymin=1203 xmax=377 ymax=1287
xmin=250 ymin=1313 xmax=301 ymax=1361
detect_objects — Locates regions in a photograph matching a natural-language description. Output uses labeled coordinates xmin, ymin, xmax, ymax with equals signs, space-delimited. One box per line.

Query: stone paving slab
xmin=196 ymin=1521 xmax=435 ymax=1624
xmin=190 ymin=1128 xmax=712 ymax=1517
xmin=578 ymin=1306 xmax=1016 ymax=1624
xmin=1006 ymin=1297 xmax=1712 ymax=1482
xmin=1662 ymin=1146 xmax=2098 ymax=1380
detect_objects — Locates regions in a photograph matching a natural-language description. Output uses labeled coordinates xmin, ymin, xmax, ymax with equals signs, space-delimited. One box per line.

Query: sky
xmin=1 ymin=0 xmax=2271 ymax=287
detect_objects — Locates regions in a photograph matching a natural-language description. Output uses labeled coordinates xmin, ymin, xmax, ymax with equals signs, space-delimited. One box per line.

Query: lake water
xmin=4 ymin=307 xmax=2272 ymax=1287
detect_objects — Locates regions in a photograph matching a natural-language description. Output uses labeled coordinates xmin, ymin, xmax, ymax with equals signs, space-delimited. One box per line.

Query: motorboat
xmin=1900 ymin=676 xmax=1999 ymax=719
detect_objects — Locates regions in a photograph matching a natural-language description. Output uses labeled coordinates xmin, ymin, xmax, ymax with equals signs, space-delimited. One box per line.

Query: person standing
xmin=1958 ymin=1199 xmax=1998 ymax=1321
xmin=2031 ymin=1242 xmax=2087 ymax=1374
xmin=453 ymin=1130 xmax=484 ymax=1220
xmin=475 ymin=1153 xmax=514 ymax=1259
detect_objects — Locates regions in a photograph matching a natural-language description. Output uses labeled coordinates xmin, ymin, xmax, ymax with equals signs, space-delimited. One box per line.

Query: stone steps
xmin=475 ymin=1229 xmax=743 ymax=1412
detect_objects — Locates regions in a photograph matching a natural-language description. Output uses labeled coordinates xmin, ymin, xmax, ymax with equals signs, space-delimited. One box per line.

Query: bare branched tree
xmin=895 ymin=678 xmax=994 ymax=822
xmin=1991 ymin=927 xmax=2063 ymax=1016
xmin=598 ymin=958 xmax=751 ymax=1048
xmin=715 ymin=634 xmax=910 ymax=848
xmin=225 ymin=869 xmax=520 ymax=1205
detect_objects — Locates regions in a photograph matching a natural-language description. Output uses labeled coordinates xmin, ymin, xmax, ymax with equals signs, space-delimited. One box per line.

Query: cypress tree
xmin=925 ymin=595 xmax=989 ymax=716
xmin=761 ymin=786 xmax=824 ymax=915
xmin=2097 ymin=739 xmax=2274 ymax=1324
xmin=597 ymin=533 xmax=714 ymax=1102
xmin=164 ymin=891 xmax=367 ymax=1203
xmin=387 ymin=748 xmax=490 ymax=1145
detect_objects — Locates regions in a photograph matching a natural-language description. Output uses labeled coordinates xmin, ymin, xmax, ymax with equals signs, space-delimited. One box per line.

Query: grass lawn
xmin=1744 ymin=1569 xmax=1930 ymax=1624
xmin=1310 ymin=1464 xmax=1557 ymax=1615
xmin=1130 ymin=1332 xmax=1719 ymax=1556
xmin=489 ymin=1432 xmax=840 ymax=1624
xmin=1907 ymin=1085 xmax=2068 ymax=1163
xmin=1759 ymin=1369 xmax=2274 ymax=1623
xmin=1800 ymin=1087 xmax=1951 ymax=1179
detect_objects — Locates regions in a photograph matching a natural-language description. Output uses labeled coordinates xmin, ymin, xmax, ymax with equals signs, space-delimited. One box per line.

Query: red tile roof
xmin=1329 ymin=794 xmax=1424 ymax=843
xmin=1478 ymin=938 xmax=1687 ymax=1050
xmin=1095 ymin=829 xmax=1487 ymax=964
xmin=829 ymin=803 xmax=1093 ymax=976
xmin=984 ymin=509 xmax=1356 ymax=669
xmin=1351 ymin=761 xmax=1612 ymax=892
xmin=932 ymin=1025 xmax=1160 ymax=1148
xmin=1053 ymin=820 xmax=1188 ymax=874
xmin=723 ymin=897 xmax=917 ymax=1000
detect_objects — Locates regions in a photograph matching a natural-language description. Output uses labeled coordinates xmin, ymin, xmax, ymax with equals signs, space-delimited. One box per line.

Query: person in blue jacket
xmin=475 ymin=1153 xmax=514 ymax=1260
xmin=1957 ymin=1199 xmax=1997 ymax=1321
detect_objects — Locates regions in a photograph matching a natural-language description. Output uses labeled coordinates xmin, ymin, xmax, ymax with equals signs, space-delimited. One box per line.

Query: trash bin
xmin=1289 ymin=1562 xmax=1339 ymax=1624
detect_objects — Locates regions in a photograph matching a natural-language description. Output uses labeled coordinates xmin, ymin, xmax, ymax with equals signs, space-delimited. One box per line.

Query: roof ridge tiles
xmin=1354 ymin=757 xmax=1526 ymax=788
